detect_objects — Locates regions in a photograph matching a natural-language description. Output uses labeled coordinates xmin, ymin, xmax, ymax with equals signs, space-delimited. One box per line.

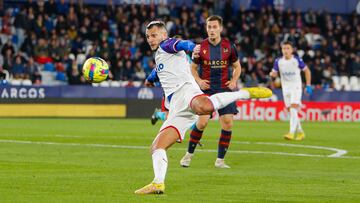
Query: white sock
xmin=209 ymin=90 xmax=250 ymax=110
xmin=297 ymin=119 xmax=303 ymax=132
xmin=152 ymin=149 xmax=168 ymax=184
xmin=289 ymin=108 xmax=299 ymax=134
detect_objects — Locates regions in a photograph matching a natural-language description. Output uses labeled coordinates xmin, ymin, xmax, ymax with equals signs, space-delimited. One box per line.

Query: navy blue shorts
xmin=218 ymin=101 xmax=238 ymax=116
xmin=204 ymin=90 xmax=239 ymax=116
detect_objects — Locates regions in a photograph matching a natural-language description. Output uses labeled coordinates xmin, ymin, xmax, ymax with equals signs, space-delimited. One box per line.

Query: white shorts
xmin=283 ymin=89 xmax=302 ymax=107
xmin=159 ymin=82 xmax=204 ymax=142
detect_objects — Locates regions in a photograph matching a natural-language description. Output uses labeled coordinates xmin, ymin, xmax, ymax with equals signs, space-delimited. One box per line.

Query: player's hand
xmin=226 ymin=80 xmax=237 ymax=90
xmin=192 ymin=44 xmax=201 ymax=59
xmin=197 ymin=79 xmax=210 ymax=90
xmin=305 ymin=85 xmax=313 ymax=95
xmin=144 ymin=80 xmax=154 ymax=87
xmin=269 ymin=71 xmax=277 ymax=78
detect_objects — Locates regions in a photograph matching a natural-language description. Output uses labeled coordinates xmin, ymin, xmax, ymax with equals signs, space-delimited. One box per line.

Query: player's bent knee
xmin=192 ymin=104 xmax=213 ymax=115
xmin=191 ymin=96 xmax=214 ymax=115
xmin=221 ymin=120 xmax=233 ymax=130
xmin=222 ymin=122 xmax=233 ymax=130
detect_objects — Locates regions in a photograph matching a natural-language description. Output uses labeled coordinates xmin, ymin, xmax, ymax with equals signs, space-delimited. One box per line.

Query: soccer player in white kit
xmin=270 ymin=41 xmax=312 ymax=140
xmin=135 ymin=21 xmax=272 ymax=195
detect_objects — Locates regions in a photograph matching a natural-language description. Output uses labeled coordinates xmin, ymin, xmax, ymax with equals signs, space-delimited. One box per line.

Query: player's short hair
xmin=206 ymin=15 xmax=223 ymax=26
xmin=146 ymin=20 xmax=166 ymax=30
xmin=281 ymin=41 xmax=294 ymax=47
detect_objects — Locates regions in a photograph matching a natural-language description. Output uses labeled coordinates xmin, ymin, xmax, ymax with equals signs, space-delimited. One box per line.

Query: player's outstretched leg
xmin=190 ymin=87 xmax=272 ymax=116
xmin=241 ymin=87 xmax=273 ymax=99
xmin=135 ymin=128 xmax=178 ymax=195
xmin=208 ymin=87 xmax=272 ymax=114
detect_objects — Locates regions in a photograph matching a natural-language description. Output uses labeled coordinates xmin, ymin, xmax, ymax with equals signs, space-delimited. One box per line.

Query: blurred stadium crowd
xmin=0 ymin=0 xmax=359 ymax=90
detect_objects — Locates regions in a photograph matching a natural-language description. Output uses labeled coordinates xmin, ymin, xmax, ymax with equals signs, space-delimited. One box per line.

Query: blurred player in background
xmin=270 ymin=41 xmax=312 ymax=140
xmin=135 ymin=21 xmax=272 ymax=194
xmin=180 ymin=15 xmax=241 ymax=169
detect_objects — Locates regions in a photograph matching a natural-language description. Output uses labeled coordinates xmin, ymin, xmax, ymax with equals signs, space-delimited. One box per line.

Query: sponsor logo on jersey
xmin=203 ymin=60 xmax=228 ymax=68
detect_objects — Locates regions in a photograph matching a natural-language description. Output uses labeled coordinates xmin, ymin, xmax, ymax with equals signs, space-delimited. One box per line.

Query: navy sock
xmin=187 ymin=125 xmax=203 ymax=154
xmin=218 ymin=129 xmax=232 ymax=159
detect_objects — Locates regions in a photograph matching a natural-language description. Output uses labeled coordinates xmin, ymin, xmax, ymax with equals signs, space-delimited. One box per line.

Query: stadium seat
xmin=332 ymin=76 xmax=341 ymax=90
xmin=349 ymin=76 xmax=359 ymax=91
xmin=133 ymin=81 xmax=142 ymax=87
xmin=339 ymin=76 xmax=351 ymax=91
xmin=10 ymin=79 xmax=22 ymax=86
xmin=55 ymin=72 xmax=66 ymax=81
xmin=120 ymin=81 xmax=129 ymax=87
xmin=22 ymin=79 xmax=32 ymax=86
xmin=44 ymin=63 xmax=55 ymax=72
xmin=110 ymin=81 xmax=121 ymax=87
xmin=41 ymin=71 xmax=56 ymax=85
xmin=99 ymin=81 xmax=110 ymax=87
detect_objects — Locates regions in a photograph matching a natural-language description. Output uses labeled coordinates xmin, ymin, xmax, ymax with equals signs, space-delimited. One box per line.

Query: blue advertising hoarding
xmin=0 ymin=86 xmax=359 ymax=102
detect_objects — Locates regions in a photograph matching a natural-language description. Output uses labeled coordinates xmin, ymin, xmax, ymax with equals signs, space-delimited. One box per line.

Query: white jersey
xmin=154 ymin=38 xmax=198 ymax=97
xmin=273 ymin=55 xmax=306 ymax=91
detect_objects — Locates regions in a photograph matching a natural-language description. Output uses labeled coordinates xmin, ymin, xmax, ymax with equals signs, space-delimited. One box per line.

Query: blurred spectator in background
xmin=25 ymin=57 xmax=42 ymax=84
xmin=34 ymin=38 xmax=52 ymax=64
xmin=11 ymin=55 xmax=26 ymax=79
xmin=122 ymin=59 xmax=135 ymax=81
xmin=0 ymin=0 xmax=358 ymax=89
xmin=67 ymin=60 xmax=83 ymax=85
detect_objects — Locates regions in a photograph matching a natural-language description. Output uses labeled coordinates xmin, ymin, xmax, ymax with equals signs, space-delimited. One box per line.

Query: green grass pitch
xmin=0 ymin=118 xmax=359 ymax=202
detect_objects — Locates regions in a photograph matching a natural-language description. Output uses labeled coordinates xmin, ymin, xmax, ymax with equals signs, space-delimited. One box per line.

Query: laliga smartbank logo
xmin=234 ymin=100 xmax=277 ymax=121
xmin=230 ymin=102 xmax=360 ymax=122
xmin=297 ymin=104 xmax=360 ymax=122
xmin=211 ymin=96 xmax=360 ymax=122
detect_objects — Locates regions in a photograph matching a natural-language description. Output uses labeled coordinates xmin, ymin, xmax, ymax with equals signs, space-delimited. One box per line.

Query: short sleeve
xmin=230 ymin=43 xmax=239 ymax=63
xmin=160 ymin=38 xmax=180 ymax=54
xmin=295 ymin=56 xmax=306 ymax=70
xmin=273 ymin=58 xmax=280 ymax=72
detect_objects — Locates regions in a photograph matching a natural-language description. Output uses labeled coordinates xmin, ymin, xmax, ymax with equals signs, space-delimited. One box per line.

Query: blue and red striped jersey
xmin=194 ymin=38 xmax=238 ymax=93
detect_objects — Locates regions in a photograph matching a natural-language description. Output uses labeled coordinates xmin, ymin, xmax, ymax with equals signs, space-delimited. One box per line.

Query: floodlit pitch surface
xmin=0 ymin=119 xmax=359 ymax=202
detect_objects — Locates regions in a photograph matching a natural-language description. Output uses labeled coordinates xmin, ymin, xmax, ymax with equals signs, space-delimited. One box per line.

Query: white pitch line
xmin=236 ymin=141 xmax=348 ymax=158
xmin=0 ymin=139 xmax=358 ymax=159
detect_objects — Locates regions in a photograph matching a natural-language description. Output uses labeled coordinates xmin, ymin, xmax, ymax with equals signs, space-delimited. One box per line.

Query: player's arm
xmin=191 ymin=62 xmax=210 ymax=90
xmin=160 ymin=38 xmax=196 ymax=53
xmin=270 ymin=58 xmax=279 ymax=78
xmin=303 ymin=66 xmax=311 ymax=86
xmin=303 ymin=66 xmax=312 ymax=95
xmin=145 ymin=68 xmax=159 ymax=87
xmin=226 ymin=60 xmax=241 ymax=90
xmin=226 ymin=44 xmax=241 ymax=90
xmin=296 ymin=56 xmax=312 ymax=95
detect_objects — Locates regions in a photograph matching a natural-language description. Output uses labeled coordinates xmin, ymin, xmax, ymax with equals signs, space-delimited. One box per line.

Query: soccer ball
xmin=82 ymin=57 xmax=109 ymax=83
